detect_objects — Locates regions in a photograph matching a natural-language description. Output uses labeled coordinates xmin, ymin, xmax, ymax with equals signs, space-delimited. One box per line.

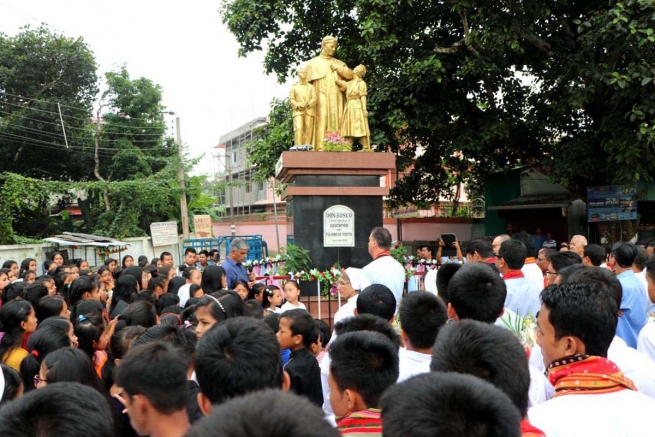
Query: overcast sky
xmin=0 ymin=0 xmax=292 ymax=175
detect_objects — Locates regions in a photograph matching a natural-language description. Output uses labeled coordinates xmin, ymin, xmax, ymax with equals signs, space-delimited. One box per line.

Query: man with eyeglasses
xmin=537 ymin=248 xmax=556 ymax=288
xmin=545 ymin=251 xmax=582 ymax=286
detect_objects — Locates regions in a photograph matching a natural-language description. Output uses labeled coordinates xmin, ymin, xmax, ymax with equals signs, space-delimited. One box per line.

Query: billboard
xmin=587 ymin=185 xmax=637 ymax=222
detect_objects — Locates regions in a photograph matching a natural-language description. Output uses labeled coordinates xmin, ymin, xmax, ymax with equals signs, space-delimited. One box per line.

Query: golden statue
xmin=305 ymin=36 xmax=353 ymax=151
xmin=289 ymin=66 xmax=316 ymax=146
xmin=336 ymin=64 xmax=372 ymax=152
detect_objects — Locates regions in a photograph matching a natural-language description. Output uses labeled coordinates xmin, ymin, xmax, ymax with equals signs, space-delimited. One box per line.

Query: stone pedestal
xmin=277 ymin=151 xmax=396 ymax=273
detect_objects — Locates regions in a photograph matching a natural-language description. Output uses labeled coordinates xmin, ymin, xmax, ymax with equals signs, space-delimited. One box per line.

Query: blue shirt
xmin=616 ymin=270 xmax=649 ymax=348
xmin=222 ymin=257 xmax=249 ymax=289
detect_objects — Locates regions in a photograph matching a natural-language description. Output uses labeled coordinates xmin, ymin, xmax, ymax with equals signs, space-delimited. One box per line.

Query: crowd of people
xmin=0 ymin=228 xmax=654 ymax=436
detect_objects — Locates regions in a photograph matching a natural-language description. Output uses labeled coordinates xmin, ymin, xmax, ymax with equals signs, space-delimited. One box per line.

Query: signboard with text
xmin=150 ymin=221 xmax=179 ymax=247
xmin=587 ymin=185 xmax=637 ymax=222
xmin=193 ymin=215 xmax=213 ymax=238
xmin=323 ymin=205 xmax=355 ymax=247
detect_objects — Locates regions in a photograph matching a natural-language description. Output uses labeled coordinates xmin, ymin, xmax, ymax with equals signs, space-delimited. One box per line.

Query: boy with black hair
xmin=328 ymin=331 xmax=398 ymax=435
xmin=355 ymin=284 xmax=396 ymax=322
xmin=546 ymin=251 xmax=582 ymax=285
xmin=195 ymin=317 xmax=289 ymax=414
xmin=0 ymin=382 xmax=114 ymax=437
xmin=381 ymin=372 xmax=522 ymax=437
xmin=114 ymin=341 xmax=190 ymax=437
xmin=398 ymin=292 xmax=447 ymax=381
xmin=435 ymin=262 xmax=461 ymax=304
xmin=512 ymin=231 xmax=544 ymax=291
xmin=277 ymin=309 xmax=322 ymax=406
xmin=529 ymin=283 xmax=655 ymax=435
xmin=465 ymin=237 xmax=495 ymax=263
xmin=582 ymin=244 xmax=606 ymax=267
xmin=610 ymin=242 xmax=648 ymax=348
xmin=496 ymin=239 xmax=541 ymax=317
xmin=187 ymin=390 xmax=339 ymax=437
xmin=447 ymin=262 xmax=507 ymax=323
xmin=431 ymin=320 xmax=545 ymax=436
xmin=178 ymin=247 xmax=198 ymax=276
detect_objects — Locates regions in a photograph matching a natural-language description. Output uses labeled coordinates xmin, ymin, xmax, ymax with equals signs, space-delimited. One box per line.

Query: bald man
xmin=492 ymin=234 xmax=511 ymax=256
xmin=569 ymin=235 xmax=588 ymax=257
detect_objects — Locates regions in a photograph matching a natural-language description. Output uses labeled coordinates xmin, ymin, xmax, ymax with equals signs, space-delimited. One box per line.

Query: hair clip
xmin=31 ymin=349 xmax=39 ymax=358
xmin=77 ymin=315 xmax=87 ymax=323
xmin=206 ymin=295 xmax=227 ymax=314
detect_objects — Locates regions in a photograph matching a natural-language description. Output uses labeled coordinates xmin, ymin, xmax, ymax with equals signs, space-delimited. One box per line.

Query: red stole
xmin=502 ymin=270 xmax=525 ymax=281
xmin=373 ymin=251 xmax=391 ymax=261
xmin=547 ymin=354 xmax=636 ymax=397
xmin=520 ymin=420 xmax=546 ymax=437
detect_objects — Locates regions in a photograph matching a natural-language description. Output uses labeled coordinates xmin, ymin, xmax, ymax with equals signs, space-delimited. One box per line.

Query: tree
xmin=0 ymin=26 xmax=98 ymax=180
xmin=222 ymin=0 xmax=655 ymax=205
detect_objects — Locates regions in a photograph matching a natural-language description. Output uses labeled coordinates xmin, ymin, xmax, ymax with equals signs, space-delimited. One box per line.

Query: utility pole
xmin=176 ymin=117 xmax=190 ymax=239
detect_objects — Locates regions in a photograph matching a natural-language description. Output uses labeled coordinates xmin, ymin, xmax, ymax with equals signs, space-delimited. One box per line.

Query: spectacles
xmin=545 ymin=271 xmax=557 ymax=276
xmin=34 ymin=375 xmax=47 ymax=386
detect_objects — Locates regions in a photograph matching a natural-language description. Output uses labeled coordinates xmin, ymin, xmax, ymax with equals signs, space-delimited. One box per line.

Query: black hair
xmin=380 ymin=372 xmax=521 ymax=437
xmin=2 ymin=281 xmax=28 ymax=305
xmin=550 ymin=251 xmax=582 ymax=272
xmin=465 ymin=238 xmax=494 ymax=259
xmin=104 ymin=258 xmax=117 ymax=268
xmin=201 ymin=265 xmax=227 ymax=295
xmin=186 ymin=389 xmax=339 ymax=437
xmin=123 ymin=301 xmax=158 ymax=328
xmin=184 ymin=247 xmax=197 ymax=255
xmin=334 ymin=314 xmax=401 ymax=348
xmin=1 ymin=260 xmax=17 ymax=270
xmin=132 ymin=324 xmax=196 ymax=361
xmin=611 ymin=242 xmax=638 ymax=268
xmin=68 ymin=276 xmax=98 ymax=307
xmin=18 ymin=258 xmax=35 ymax=278
xmin=329 ymin=331 xmax=398 ymax=408
xmin=356 ymin=284 xmax=396 ymax=321
xmin=189 ymin=284 xmax=202 ymax=299
xmin=195 ymin=317 xmax=284 ymax=405
xmin=556 ymin=264 xmax=586 ymax=284
xmin=43 ymin=260 xmax=57 ymax=273
xmin=73 ymin=312 xmax=106 ymax=359
xmin=262 ymin=285 xmax=281 ymax=309
xmin=634 ymin=246 xmax=649 ymax=270
xmin=583 ymin=244 xmax=607 ymax=267
xmin=435 ymin=263 xmax=461 ymax=305
xmin=447 ymin=263 xmax=506 ymax=323
xmin=111 ymin=325 xmax=146 ymax=362
xmin=111 ymin=275 xmax=138 ymax=315
xmin=431 ymin=320 xmax=530 ymax=416
xmin=498 ymin=239 xmax=527 ymax=270
xmin=0 ymin=300 xmax=33 ymax=361
xmin=540 ymin=248 xmax=557 ymax=261
xmin=182 ymin=266 xmax=199 ymax=281
xmin=150 ymin=257 xmax=161 ymax=266
xmin=314 ymin=319 xmax=331 ymax=346
xmin=263 ymin=312 xmax=281 ymax=333
xmin=138 ymin=255 xmax=149 ymax=268
xmin=562 ymin=266 xmax=623 ymax=314
xmin=232 ymin=279 xmax=250 ymax=295
xmin=399 ymin=292 xmax=447 ymax=349
xmin=42 ymin=348 xmax=109 ymax=405
xmin=69 ymin=299 xmax=104 ymax=323
xmin=280 ymin=309 xmax=317 ymax=348
xmin=512 ymin=231 xmax=536 ymax=257
xmin=0 ymin=364 xmax=21 ymax=405
xmin=160 ymin=251 xmax=172 ymax=262
xmin=38 ymin=316 xmax=72 ymax=333
xmin=115 ymin=341 xmax=189 ymax=414
xmin=646 ymin=255 xmax=655 ymax=283
xmin=249 ymin=282 xmax=266 ymax=300
xmin=199 ymin=249 xmax=209 ymax=257
xmin=156 ymin=293 xmax=181 ymax=315
xmin=0 ymin=382 xmax=115 ymax=437
xmin=181 ymin=304 xmax=198 ymax=327
xmin=245 ymin=299 xmax=264 ymax=319
xmin=540 ymin=283 xmax=617 ymax=357
xmin=196 ymin=291 xmax=246 ymax=324
xmin=134 ymin=289 xmax=156 ymax=304
xmin=22 ymin=282 xmax=49 ymax=307
xmin=168 ymin=276 xmax=186 ymax=296
xmin=370 ymin=227 xmax=392 ymax=250
xmin=20 ymin=324 xmax=71 ymax=392
xmin=121 ymin=255 xmax=134 ymax=269
xmin=148 ymin=275 xmax=166 ymax=293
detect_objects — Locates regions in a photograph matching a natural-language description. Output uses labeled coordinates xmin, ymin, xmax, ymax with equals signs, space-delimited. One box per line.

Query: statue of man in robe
xmin=305 ymin=36 xmax=353 ymax=151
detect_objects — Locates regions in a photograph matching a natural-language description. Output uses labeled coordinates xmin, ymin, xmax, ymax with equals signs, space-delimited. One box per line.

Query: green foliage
xmin=0 ymin=26 xmax=98 ymax=180
xmin=244 ymin=98 xmax=293 ymax=182
xmin=221 ymin=0 xmax=655 ymax=202
xmin=279 ymin=243 xmax=312 ymax=274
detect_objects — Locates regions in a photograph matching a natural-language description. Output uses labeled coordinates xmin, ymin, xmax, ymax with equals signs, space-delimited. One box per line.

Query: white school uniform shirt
xmin=331 ymin=295 xmax=358 ymax=339
xmin=177 ymin=284 xmax=192 ymax=307
xmin=319 ymin=353 xmax=336 ymax=426
xmin=637 ymin=318 xmax=655 ymax=362
xmin=397 ymin=348 xmax=431 ymax=382
xmin=503 ymin=276 xmax=541 ymax=318
xmin=279 ymin=301 xmax=307 ymax=313
xmin=424 ymin=269 xmax=438 ymax=295
xmin=608 ymin=335 xmax=655 ymax=399
xmin=529 ymin=388 xmax=655 ymax=437
xmin=363 ymin=255 xmax=405 ymax=305
xmin=527 ymin=364 xmax=554 ymax=408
